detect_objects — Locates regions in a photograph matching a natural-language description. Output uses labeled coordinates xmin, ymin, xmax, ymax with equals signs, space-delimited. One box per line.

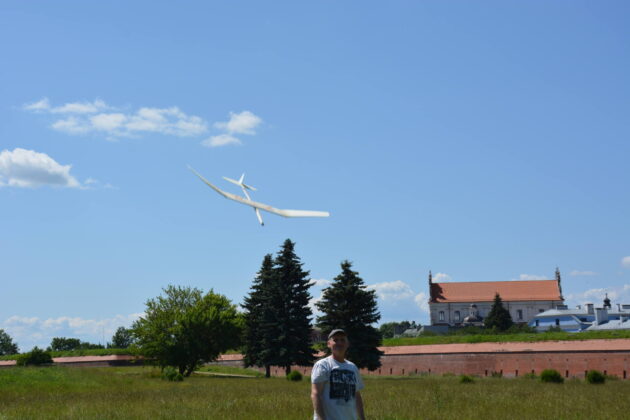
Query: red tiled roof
xmin=430 ymin=280 xmax=562 ymax=303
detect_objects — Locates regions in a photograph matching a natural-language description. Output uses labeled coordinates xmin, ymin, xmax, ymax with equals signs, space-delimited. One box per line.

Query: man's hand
xmin=311 ymin=382 xmax=326 ymax=420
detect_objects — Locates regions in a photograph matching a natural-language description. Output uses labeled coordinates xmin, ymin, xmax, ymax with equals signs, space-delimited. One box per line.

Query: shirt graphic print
xmin=329 ymin=369 xmax=356 ymax=403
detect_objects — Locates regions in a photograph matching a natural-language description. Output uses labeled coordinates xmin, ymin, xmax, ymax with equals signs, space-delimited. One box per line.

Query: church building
xmin=428 ymin=269 xmax=565 ymax=326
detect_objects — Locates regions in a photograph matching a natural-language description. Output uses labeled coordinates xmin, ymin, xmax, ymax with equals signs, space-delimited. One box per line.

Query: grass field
xmin=1 ymin=366 xmax=629 ymax=419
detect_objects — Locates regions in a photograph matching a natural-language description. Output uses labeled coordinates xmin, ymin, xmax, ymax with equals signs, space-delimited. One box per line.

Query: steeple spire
xmin=555 ymin=267 xmax=563 ymax=299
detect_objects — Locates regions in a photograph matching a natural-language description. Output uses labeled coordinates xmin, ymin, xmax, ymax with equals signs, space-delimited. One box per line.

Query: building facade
xmin=428 ymin=269 xmax=565 ymax=326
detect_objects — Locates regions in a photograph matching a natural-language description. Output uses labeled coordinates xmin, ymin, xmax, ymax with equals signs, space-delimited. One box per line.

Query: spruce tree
xmin=316 ymin=260 xmax=384 ymax=370
xmin=484 ymin=293 xmax=513 ymax=331
xmin=242 ymin=254 xmax=277 ymax=377
xmin=272 ymin=239 xmax=316 ymax=374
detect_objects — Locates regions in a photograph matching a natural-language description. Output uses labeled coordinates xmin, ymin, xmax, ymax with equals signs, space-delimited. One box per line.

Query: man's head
xmin=327 ymin=329 xmax=349 ymax=360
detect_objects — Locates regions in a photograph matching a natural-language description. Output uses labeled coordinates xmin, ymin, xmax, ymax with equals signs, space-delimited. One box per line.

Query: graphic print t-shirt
xmin=311 ymin=356 xmax=364 ymax=420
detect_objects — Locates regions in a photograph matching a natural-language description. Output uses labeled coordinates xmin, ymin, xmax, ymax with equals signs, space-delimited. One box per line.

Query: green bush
xmin=459 ymin=375 xmax=474 ymax=383
xmin=490 ymin=371 xmax=503 ymax=378
xmin=286 ymin=370 xmax=303 ymax=382
xmin=586 ymin=370 xmax=605 ymax=384
xmin=16 ymin=347 xmax=53 ymax=366
xmin=540 ymin=369 xmax=564 ymax=383
xmin=522 ymin=372 xmax=537 ymax=379
xmin=162 ymin=366 xmax=184 ymax=382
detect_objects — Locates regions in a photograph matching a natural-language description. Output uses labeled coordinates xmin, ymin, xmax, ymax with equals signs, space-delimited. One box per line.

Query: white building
xmin=529 ymin=295 xmax=630 ymax=332
xmin=428 ymin=269 xmax=565 ymax=326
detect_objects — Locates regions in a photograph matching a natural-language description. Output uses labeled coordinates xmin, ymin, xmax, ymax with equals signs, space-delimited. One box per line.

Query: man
xmin=311 ymin=329 xmax=365 ymax=420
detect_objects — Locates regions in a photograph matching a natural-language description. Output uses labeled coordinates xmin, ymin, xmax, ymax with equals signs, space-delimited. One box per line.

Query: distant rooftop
xmin=430 ymin=280 xmax=562 ymax=303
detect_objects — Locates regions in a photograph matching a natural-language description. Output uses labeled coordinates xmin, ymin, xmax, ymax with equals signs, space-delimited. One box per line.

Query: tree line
xmin=3 ymin=239 xmax=384 ymax=375
xmin=130 ymin=239 xmax=383 ymax=376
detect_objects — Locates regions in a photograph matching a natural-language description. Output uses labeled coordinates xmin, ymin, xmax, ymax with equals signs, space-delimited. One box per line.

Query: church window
xmin=454 ymin=311 xmax=460 ymax=321
xmin=439 ymin=311 xmax=445 ymax=321
xmin=539 ymin=309 xmax=545 ymax=313
xmin=555 ymin=319 xmax=560 ymax=326
xmin=517 ymin=310 xmax=523 ymax=320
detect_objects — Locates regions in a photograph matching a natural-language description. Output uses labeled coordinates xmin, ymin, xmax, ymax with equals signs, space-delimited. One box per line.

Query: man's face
xmin=327 ymin=333 xmax=349 ymax=355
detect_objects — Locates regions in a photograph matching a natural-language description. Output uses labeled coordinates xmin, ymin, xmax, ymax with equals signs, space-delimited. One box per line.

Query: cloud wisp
xmin=368 ymin=280 xmax=415 ymax=301
xmin=432 ymin=272 xmax=452 ymax=282
xmin=0 ymin=148 xmax=81 ymax=188
xmin=23 ymin=98 xmax=263 ymax=147
xmin=309 ymin=277 xmax=429 ymax=321
xmin=564 ymin=284 xmax=630 ymax=307
xmin=2 ymin=313 xmax=143 ymax=350
xmin=622 ymin=256 xmax=630 ymax=268
xmin=203 ymin=111 xmax=263 ymax=148
xmin=513 ymin=274 xmax=548 ymax=281
xmin=23 ymin=98 xmax=208 ymax=140
xmin=569 ymin=270 xmax=598 ymax=276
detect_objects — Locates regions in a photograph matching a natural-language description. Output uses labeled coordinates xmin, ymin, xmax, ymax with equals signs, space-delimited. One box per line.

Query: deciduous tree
xmin=49 ymin=337 xmax=82 ymax=351
xmin=111 ymin=327 xmax=134 ymax=349
xmin=132 ymin=285 xmax=242 ymax=376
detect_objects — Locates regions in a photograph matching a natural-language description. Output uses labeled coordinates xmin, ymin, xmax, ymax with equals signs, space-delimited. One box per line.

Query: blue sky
xmin=1 ymin=1 xmax=629 ymax=351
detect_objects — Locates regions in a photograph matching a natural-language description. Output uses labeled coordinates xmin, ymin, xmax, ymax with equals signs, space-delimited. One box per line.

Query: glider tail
xmin=223 ymin=175 xmax=257 ymax=191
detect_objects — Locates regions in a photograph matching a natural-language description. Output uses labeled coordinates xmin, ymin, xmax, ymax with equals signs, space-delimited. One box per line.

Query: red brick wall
xmin=239 ymin=352 xmax=630 ymax=379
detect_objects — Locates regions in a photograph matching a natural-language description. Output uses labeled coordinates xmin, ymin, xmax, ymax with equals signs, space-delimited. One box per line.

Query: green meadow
xmin=1 ymin=367 xmax=629 ymax=419
xmin=381 ymin=329 xmax=630 ymax=347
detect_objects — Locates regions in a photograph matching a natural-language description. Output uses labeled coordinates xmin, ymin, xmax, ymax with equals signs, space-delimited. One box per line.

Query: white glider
xmin=188 ymin=166 xmax=330 ymax=226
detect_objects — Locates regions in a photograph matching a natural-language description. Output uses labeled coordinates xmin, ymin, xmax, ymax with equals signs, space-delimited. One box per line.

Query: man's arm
xmin=311 ymin=382 xmax=326 ymax=420
xmin=355 ymin=391 xmax=365 ymax=420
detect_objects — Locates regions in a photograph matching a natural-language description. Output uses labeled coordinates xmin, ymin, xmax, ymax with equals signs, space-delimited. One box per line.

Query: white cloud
xmin=433 ymin=272 xmax=452 ymax=282
xmin=206 ymin=111 xmax=263 ymax=147
xmin=569 ymin=270 xmax=598 ymax=276
xmin=2 ymin=313 xmax=143 ymax=350
xmin=24 ymin=98 xmax=208 ymax=139
xmin=622 ymin=256 xmax=630 ymax=268
xmin=311 ymin=278 xmax=331 ymax=288
xmin=90 ymin=113 xmax=127 ymax=132
xmin=564 ymin=284 xmax=630 ymax=308
xmin=0 ymin=148 xmax=81 ymax=188
xmin=309 ymin=295 xmax=323 ymax=316
xmin=51 ymin=99 xmax=109 ymax=114
xmin=81 ymin=177 xmax=115 ymax=190
xmin=202 ymin=134 xmax=242 ymax=148
xmin=23 ymin=98 xmax=51 ymax=112
xmin=214 ymin=111 xmax=262 ymax=135
xmin=23 ymin=98 xmax=264 ymax=148
xmin=51 ymin=116 xmax=92 ymax=134
xmin=414 ymin=292 xmax=429 ymax=314
xmin=368 ymin=280 xmax=414 ymax=301
xmin=514 ymin=274 xmax=547 ymax=280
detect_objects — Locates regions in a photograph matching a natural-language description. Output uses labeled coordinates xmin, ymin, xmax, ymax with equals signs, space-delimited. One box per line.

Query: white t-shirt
xmin=311 ymin=356 xmax=364 ymax=420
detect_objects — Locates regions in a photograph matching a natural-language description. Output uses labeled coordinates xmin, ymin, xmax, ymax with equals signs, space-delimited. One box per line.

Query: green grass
xmin=382 ymin=329 xmax=630 ymax=346
xmin=1 ymin=366 xmax=629 ymax=419
xmin=197 ymin=365 xmax=264 ymax=377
